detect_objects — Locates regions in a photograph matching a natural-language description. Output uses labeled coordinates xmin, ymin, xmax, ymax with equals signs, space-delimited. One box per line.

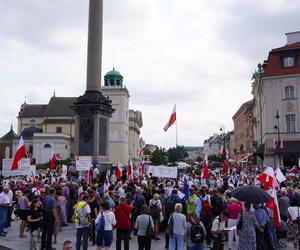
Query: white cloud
xmin=0 ymin=0 xmax=299 ymax=148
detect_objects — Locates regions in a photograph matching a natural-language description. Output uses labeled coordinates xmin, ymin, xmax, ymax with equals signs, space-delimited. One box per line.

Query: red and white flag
xmin=50 ymin=149 xmax=56 ymax=170
xmin=163 ymin=104 xmax=176 ymax=132
xmin=265 ymin=189 xmax=281 ymax=228
xmin=223 ymin=158 xmax=229 ymax=176
xmin=88 ymin=167 xmax=93 ymax=185
xmin=11 ymin=136 xmax=26 ymax=170
xmin=202 ymin=153 xmax=209 ymax=180
xmin=286 ymin=166 xmax=298 ymax=180
xmin=116 ymin=162 xmax=122 ymax=180
xmin=141 ymin=161 xmax=145 ymax=177
xmin=257 ymin=166 xmax=279 ymax=190
xmin=127 ymin=158 xmax=133 ymax=181
xmin=139 ymin=145 xmax=146 ymax=155
xmin=275 ymin=167 xmax=286 ymax=183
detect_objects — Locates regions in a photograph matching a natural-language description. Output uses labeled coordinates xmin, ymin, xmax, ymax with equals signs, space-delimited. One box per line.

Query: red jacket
xmin=115 ymin=203 xmax=132 ymax=230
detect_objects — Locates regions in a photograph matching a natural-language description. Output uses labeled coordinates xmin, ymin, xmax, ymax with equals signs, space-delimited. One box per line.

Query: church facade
xmin=12 ymin=68 xmax=142 ymax=166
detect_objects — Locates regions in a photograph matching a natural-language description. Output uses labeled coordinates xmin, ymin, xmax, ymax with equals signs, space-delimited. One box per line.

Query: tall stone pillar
xmin=72 ymin=0 xmax=114 ymax=165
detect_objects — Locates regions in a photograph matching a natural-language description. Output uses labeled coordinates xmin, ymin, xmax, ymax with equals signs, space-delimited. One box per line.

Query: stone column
xmin=86 ymin=0 xmax=103 ymax=93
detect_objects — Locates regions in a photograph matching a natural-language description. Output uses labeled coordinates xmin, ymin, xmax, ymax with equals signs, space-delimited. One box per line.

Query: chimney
xmin=286 ymin=31 xmax=300 ymax=45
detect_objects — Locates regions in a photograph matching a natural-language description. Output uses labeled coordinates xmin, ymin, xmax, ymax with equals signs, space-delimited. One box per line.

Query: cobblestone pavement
xmin=0 ymin=220 xmax=295 ymax=250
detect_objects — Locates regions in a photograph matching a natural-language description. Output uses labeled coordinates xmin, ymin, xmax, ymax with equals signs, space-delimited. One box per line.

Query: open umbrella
xmin=230 ymin=185 xmax=272 ymax=204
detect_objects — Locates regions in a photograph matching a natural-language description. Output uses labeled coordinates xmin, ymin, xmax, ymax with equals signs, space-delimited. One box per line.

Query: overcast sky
xmin=0 ymin=0 xmax=300 ymax=149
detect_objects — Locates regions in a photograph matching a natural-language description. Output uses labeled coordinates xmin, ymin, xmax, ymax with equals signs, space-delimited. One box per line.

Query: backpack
xmin=149 ymin=201 xmax=160 ymax=217
xmin=201 ymin=199 xmax=212 ymax=217
xmin=164 ymin=196 xmax=176 ymax=217
xmin=96 ymin=212 xmax=105 ymax=232
xmin=77 ymin=204 xmax=89 ymax=227
xmin=190 ymin=223 xmax=205 ymax=243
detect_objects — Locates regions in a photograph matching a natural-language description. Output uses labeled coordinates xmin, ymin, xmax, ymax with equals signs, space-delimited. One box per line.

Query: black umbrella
xmin=230 ymin=185 xmax=272 ymax=204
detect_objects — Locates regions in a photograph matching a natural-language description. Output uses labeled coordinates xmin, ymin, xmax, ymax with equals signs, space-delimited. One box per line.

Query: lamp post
xmin=274 ymin=110 xmax=282 ymax=167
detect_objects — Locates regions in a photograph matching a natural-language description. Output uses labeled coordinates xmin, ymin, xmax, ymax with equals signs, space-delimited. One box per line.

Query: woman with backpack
xmin=148 ymin=193 xmax=162 ymax=240
xmin=186 ymin=213 xmax=206 ymax=250
xmin=95 ymin=201 xmax=116 ymax=250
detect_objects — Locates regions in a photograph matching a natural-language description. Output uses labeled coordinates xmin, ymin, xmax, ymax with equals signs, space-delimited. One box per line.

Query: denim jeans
xmin=265 ymin=219 xmax=278 ymax=248
xmin=76 ymin=227 xmax=89 ymax=250
xmin=170 ymin=233 xmax=184 ymax=250
xmin=0 ymin=207 xmax=8 ymax=233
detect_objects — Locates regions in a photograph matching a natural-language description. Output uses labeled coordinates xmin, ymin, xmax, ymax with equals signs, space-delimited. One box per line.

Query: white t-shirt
xmin=93 ymin=168 xmax=99 ymax=179
xmin=95 ymin=210 xmax=116 ymax=230
xmin=76 ymin=203 xmax=91 ymax=229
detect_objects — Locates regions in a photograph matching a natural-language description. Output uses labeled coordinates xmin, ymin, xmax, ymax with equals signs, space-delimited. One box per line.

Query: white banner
xmin=62 ymin=164 xmax=68 ymax=179
xmin=76 ymin=156 xmax=92 ymax=171
xmin=2 ymin=158 xmax=31 ymax=177
xmin=148 ymin=165 xmax=177 ymax=179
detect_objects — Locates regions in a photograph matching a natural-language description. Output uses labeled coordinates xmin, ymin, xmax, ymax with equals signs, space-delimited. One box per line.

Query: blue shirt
xmin=43 ymin=195 xmax=56 ymax=214
xmin=254 ymin=208 xmax=269 ymax=227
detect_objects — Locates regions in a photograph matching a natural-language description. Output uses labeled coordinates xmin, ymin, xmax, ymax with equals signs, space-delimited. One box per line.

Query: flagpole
xmin=176 ymin=104 xmax=178 ymax=147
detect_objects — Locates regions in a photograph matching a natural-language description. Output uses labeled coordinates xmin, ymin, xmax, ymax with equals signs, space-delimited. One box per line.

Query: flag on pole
xmin=223 ymin=158 xmax=229 ymax=176
xmin=184 ymin=177 xmax=189 ymax=201
xmin=11 ymin=136 xmax=26 ymax=170
xmin=127 ymin=158 xmax=133 ymax=181
xmin=286 ymin=166 xmax=298 ymax=180
xmin=163 ymin=104 xmax=176 ymax=132
xmin=265 ymin=189 xmax=281 ymax=227
xmin=202 ymin=153 xmax=209 ymax=180
xmin=116 ymin=162 xmax=122 ymax=180
xmin=275 ymin=167 xmax=286 ymax=183
xmin=50 ymin=149 xmax=56 ymax=170
xmin=141 ymin=161 xmax=145 ymax=177
xmin=139 ymin=145 xmax=146 ymax=155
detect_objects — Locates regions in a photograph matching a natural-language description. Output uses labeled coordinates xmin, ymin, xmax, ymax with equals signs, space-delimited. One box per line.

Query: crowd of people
xmin=0 ymin=164 xmax=299 ymax=250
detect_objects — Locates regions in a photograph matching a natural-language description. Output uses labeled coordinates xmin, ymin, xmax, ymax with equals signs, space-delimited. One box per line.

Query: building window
xmin=109 ymin=79 xmax=114 ymax=86
xmin=286 ymin=114 xmax=296 ymax=133
xmin=105 ymin=79 xmax=108 ymax=86
xmin=116 ymin=80 xmax=120 ymax=86
xmin=285 ymin=86 xmax=295 ymax=99
xmin=44 ymin=144 xmax=51 ymax=148
xmin=5 ymin=146 xmax=10 ymax=159
xmin=56 ymin=127 xmax=62 ymax=133
xmin=283 ymin=56 xmax=295 ymax=68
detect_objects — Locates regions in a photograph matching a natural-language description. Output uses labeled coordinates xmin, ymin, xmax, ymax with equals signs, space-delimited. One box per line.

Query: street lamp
xmin=274 ymin=110 xmax=282 ymax=167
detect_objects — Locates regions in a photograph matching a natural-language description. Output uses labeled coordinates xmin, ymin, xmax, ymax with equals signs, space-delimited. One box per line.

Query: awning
xmin=274 ymin=141 xmax=300 ymax=154
xmin=253 ymin=144 xmax=265 ymax=159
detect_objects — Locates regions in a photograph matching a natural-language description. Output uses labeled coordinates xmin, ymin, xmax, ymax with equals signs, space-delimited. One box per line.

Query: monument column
xmin=72 ymin=0 xmax=114 ymax=165
xmin=86 ymin=0 xmax=103 ymax=93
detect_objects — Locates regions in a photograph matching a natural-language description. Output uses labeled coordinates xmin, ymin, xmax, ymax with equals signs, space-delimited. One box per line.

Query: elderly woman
xmin=237 ymin=202 xmax=262 ymax=250
xmin=149 ymin=193 xmax=162 ymax=240
xmin=135 ymin=204 xmax=154 ymax=250
xmin=169 ymin=203 xmax=187 ymax=250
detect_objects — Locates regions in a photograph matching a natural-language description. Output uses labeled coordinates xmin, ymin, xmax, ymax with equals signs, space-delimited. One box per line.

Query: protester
xmin=41 ymin=187 xmax=59 ymax=250
xmin=19 ymin=188 xmax=30 ymax=238
xmin=169 ymin=203 xmax=187 ymax=250
xmin=114 ymin=196 xmax=132 ymax=250
xmin=148 ymin=193 xmax=162 ymax=240
xmin=253 ymin=203 xmax=269 ymax=250
xmin=63 ymin=240 xmax=73 ymax=250
xmin=237 ymin=202 xmax=262 ymax=250
xmin=95 ymin=201 xmax=116 ymax=250
xmin=186 ymin=213 xmax=206 ymax=250
xmin=27 ymin=199 xmax=43 ymax=250
xmin=0 ymin=186 xmax=10 ymax=237
xmin=75 ymin=194 xmax=91 ymax=250
xmin=135 ymin=204 xmax=154 ymax=250
xmin=211 ymin=210 xmax=229 ymax=250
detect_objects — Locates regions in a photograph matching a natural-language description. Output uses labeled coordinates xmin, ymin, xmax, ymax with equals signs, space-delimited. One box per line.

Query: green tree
xmin=167 ymin=145 xmax=188 ymax=163
xmin=151 ymin=147 xmax=167 ymax=165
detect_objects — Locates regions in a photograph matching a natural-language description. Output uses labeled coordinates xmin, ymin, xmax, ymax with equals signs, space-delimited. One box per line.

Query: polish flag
xmin=127 ymin=158 xmax=133 ymax=181
xmin=286 ymin=166 xmax=298 ymax=180
xmin=265 ymin=189 xmax=281 ymax=228
xmin=275 ymin=167 xmax=286 ymax=183
xmin=141 ymin=161 xmax=145 ymax=177
xmin=116 ymin=162 xmax=122 ymax=180
xmin=88 ymin=167 xmax=93 ymax=185
xmin=139 ymin=145 xmax=146 ymax=155
xmin=257 ymin=166 xmax=279 ymax=190
xmin=163 ymin=104 xmax=176 ymax=132
xmin=202 ymin=154 xmax=209 ymax=180
xmin=50 ymin=149 xmax=56 ymax=170
xmin=223 ymin=158 xmax=229 ymax=176
xmin=11 ymin=137 xmax=26 ymax=170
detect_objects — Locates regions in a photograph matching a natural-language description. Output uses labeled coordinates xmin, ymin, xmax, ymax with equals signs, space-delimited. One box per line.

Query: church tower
xmin=102 ymin=68 xmax=129 ymax=165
